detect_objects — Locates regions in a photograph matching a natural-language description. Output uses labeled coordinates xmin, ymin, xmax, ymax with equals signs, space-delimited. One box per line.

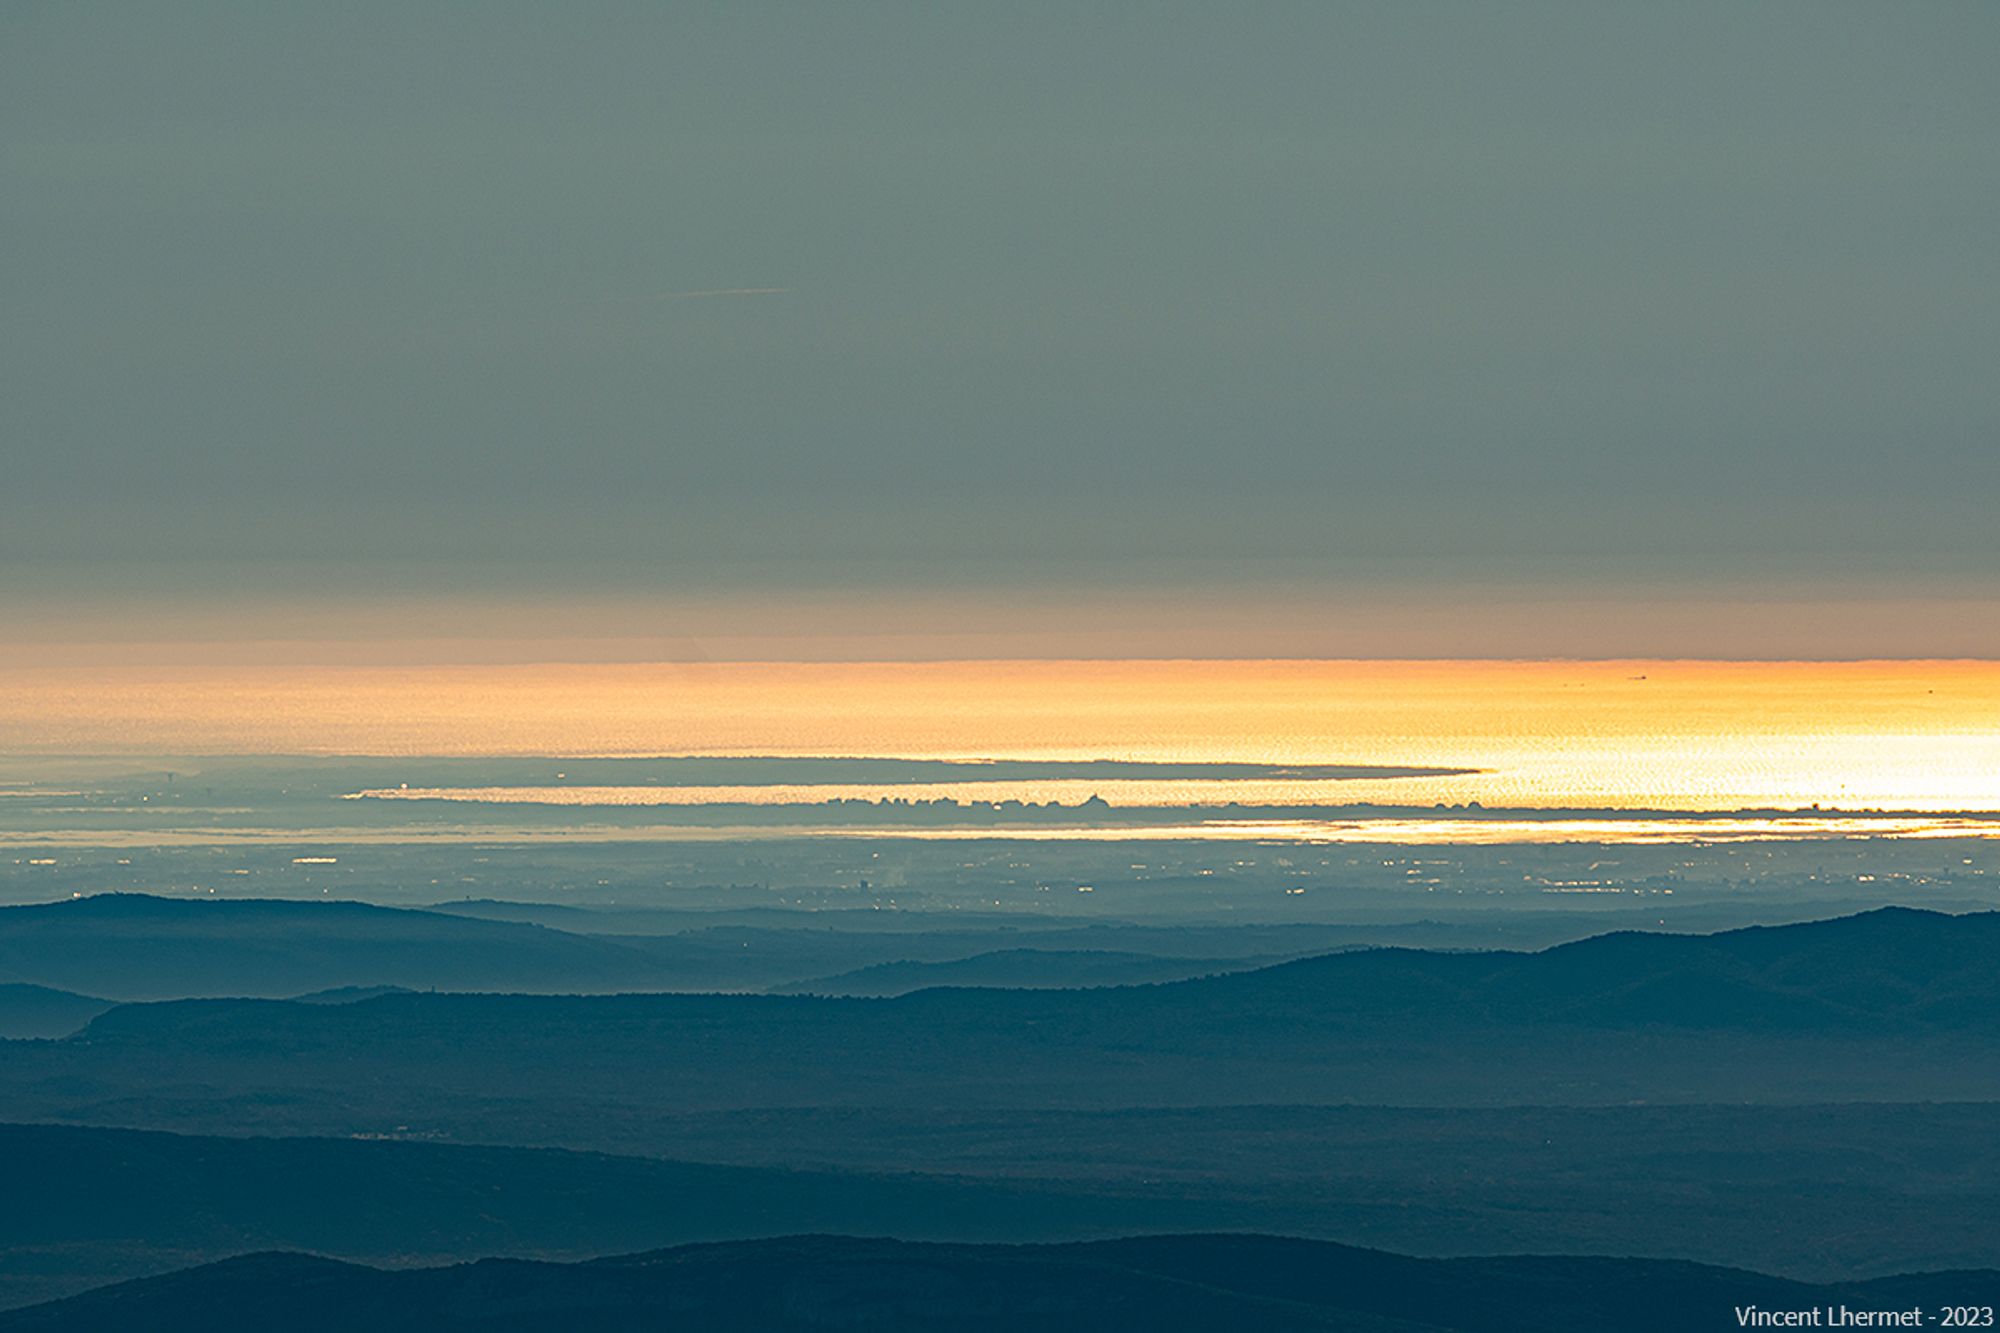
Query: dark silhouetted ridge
xmin=4 ymin=1234 xmax=1992 ymax=1332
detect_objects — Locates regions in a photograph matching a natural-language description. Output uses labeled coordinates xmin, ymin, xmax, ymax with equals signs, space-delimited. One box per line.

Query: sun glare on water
xmin=3 ymin=659 xmax=1997 ymax=815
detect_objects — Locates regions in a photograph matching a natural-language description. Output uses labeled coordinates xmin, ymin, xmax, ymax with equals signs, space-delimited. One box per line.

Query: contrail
xmin=652 ymin=287 xmax=789 ymax=300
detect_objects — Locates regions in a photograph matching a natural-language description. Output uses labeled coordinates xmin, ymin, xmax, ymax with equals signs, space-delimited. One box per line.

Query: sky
xmin=4 ymin=2 xmax=1997 ymax=660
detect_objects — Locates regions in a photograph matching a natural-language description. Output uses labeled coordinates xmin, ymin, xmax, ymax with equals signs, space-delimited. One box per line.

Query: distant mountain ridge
xmin=0 ymin=985 xmax=112 ymax=1040
xmin=767 ymin=947 xmax=1295 ymax=996
xmin=0 ymin=894 xmax=688 ymax=999
xmin=1170 ymin=905 xmax=2000 ymax=1030
xmin=0 ymin=893 xmax=1422 ymax=999
xmin=27 ymin=891 xmax=1908 ymax=1009
xmin=14 ymin=905 xmax=1996 ymax=1117
xmin=3 ymin=1233 xmax=1991 ymax=1333
xmin=70 ymin=903 xmax=1993 ymax=1036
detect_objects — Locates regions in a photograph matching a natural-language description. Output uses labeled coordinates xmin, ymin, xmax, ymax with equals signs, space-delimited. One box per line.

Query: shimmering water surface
xmin=3 ymin=662 xmax=1997 ymax=846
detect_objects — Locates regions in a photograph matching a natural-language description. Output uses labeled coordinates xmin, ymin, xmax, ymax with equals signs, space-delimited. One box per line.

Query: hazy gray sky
xmin=4 ymin=3 xmax=1996 ymax=655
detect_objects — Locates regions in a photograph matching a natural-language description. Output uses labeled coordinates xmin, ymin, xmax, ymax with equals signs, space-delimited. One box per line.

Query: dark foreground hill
xmin=5 ymin=1234 xmax=1993 ymax=1333
xmin=0 ymin=1122 xmax=1223 ymax=1311
xmin=2 ymin=1108 xmax=1994 ymax=1306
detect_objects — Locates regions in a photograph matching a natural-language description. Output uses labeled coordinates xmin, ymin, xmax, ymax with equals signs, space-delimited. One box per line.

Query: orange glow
xmin=5 ymin=815 xmax=1998 ymax=850
xmin=3 ymin=659 xmax=1998 ymax=813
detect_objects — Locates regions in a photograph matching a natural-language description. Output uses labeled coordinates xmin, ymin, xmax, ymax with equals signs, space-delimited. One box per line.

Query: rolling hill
xmin=767 ymin=947 xmax=1287 ymax=995
xmin=19 ymin=908 xmax=1995 ymax=1118
xmin=0 ymin=894 xmax=690 ymax=999
xmin=0 ymin=986 xmax=112 ymax=1040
